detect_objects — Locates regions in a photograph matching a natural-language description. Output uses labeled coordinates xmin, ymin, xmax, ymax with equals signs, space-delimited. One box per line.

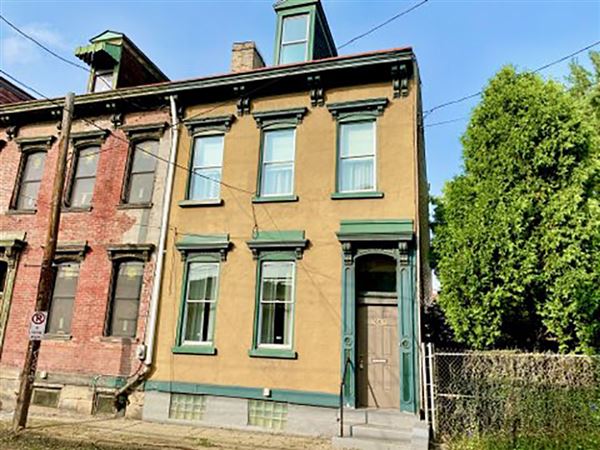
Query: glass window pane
xmin=264 ymin=130 xmax=294 ymax=163
xmin=282 ymin=15 xmax=308 ymax=42
xmin=341 ymin=122 xmax=374 ymax=157
xmin=262 ymin=262 xmax=294 ymax=280
xmin=110 ymin=300 xmax=138 ymax=337
xmin=190 ymin=168 xmax=222 ymax=200
xmin=280 ymin=42 xmax=307 ymax=65
xmin=131 ymin=141 xmax=158 ymax=173
xmin=94 ymin=72 xmax=113 ymax=93
xmin=70 ymin=177 xmax=95 ymax=208
xmin=0 ymin=261 xmax=7 ymax=294
xmin=75 ymin=148 xmax=99 ymax=177
xmin=184 ymin=301 xmax=215 ymax=343
xmin=23 ymin=152 xmax=46 ymax=181
xmin=47 ymin=297 xmax=74 ymax=334
xmin=114 ymin=262 xmax=144 ymax=299
xmin=259 ymin=303 xmax=292 ymax=345
xmin=17 ymin=181 xmax=41 ymax=210
xmin=261 ymin=164 xmax=293 ymax=196
xmin=193 ymin=135 xmax=224 ymax=168
xmin=340 ymin=158 xmax=375 ymax=192
xmin=127 ymin=172 xmax=154 ymax=204
xmin=52 ymin=263 xmax=79 ymax=297
xmin=187 ymin=263 xmax=218 ymax=301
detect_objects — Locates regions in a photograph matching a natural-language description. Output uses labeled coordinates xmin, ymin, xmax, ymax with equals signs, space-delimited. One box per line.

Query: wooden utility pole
xmin=12 ymin=92 xmax=75 ymax=432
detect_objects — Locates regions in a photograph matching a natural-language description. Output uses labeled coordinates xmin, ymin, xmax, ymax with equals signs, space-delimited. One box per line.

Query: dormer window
xmin=279 ymin=14 xmax=309 ymax=64
xmin=92 ymin=70 xmax=114 ymax=93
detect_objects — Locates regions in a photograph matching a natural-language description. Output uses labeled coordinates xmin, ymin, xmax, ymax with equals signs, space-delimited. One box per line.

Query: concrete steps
xmin=332 ymin=410 xmax=429 ymax=450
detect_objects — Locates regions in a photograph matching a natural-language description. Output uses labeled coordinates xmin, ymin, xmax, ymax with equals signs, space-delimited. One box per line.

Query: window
xmin=15 ymin=151 xmax=46 ymax=210
xmin=107 ymin=261 xmax=144 ymax=337
xmin=279 ymin=14 xmax=309 ymax=64
xmin=188 ymin=135 xmax=224 ymax=201
xmin=338 ymin=121 xmax=376 ymax=193
xmin=93 ymin=70 xmax=114 ymax=93
xmin=69 ymin=146 xmax=99 ymax=208
xmin=0 ymin=261 xmax=8 ymax=295
xmin=169 ymin=394 xmax=206 ymax=421
xmin=257 ymin=261 xmax=295 ymax=347
xmin=182 ymin=262 xmax=219 ymax=344
xmin=248 ymin=400 xmax=288 ymax=430
xmin=260 ymin=129 xmax=295 ymax=197
xmin=126 ymin=140 xmax=158 ymax=204
xmin=47 ymin=262 xmax=80 ymax=334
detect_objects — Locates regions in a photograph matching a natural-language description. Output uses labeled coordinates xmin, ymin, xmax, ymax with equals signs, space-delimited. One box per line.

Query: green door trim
xmin=337 ymin=219 xmax=419 ymax=413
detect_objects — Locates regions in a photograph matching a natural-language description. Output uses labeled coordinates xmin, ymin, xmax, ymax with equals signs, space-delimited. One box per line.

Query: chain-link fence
xmin=427 ymin=349 xmax=600 ymax=448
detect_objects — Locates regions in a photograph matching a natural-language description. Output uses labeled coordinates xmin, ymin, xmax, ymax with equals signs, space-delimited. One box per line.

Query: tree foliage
xmin=431 ymin=56 xmax=600 ymax=353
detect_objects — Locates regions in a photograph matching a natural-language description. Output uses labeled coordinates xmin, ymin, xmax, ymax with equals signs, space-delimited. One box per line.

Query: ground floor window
xmin=257 ymin=261 xmax=295 ymax=347
xmin=182 ymin=262 xmax=219 ymax=344
xmin=107 ymin=260 xmax=144 ymax=337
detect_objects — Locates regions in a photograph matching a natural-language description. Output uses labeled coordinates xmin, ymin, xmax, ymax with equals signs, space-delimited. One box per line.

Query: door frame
xmin=337 ymin=219 xmax=418 ymax=413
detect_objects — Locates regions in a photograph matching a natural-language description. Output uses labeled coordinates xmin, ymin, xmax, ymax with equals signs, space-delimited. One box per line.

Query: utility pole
xmin=12 ymin=92 xmax=75 ymax=432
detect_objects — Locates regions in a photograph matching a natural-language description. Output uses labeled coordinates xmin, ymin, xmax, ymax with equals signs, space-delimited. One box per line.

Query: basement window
xmin=248 ymin=399 xmax=287 ymax=430
xmin=169 ymin=393 xmax=206 ymax=421
xmin=32 ymin=387 xmax=60 ymax=408
xmin=93 ymin=393 xmax=117 ymax=415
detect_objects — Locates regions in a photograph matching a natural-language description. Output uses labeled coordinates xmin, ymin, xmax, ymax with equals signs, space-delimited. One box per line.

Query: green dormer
xmin=75 ymin=30 xmax=169 ymax=93
xmin=273 ymin=0 xmax=337 ymax=65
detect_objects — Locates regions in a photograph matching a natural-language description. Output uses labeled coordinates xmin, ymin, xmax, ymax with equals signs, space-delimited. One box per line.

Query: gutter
xmin=114 ymin=95 xmax=180 ymax=408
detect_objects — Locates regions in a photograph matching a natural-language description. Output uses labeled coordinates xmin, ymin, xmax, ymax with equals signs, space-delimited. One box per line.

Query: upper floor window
xmin=107 ymin=260 xmax=144 ymax=337
xmin=338 ymin=121 xmax=376 ymax=193
xmin=47 ymin=262 xmax=80 ymax=335
xmin=125 ymin=140 xmax=158 ymax=204
xmin=93 ymin=70 xmax=113 ymax=93
xmin=69 ymin=146 xmax=99 ymax=208
xmin=260 ymin=129 xmax=295 ymax=197
xmin=188 ymin=135 xmax=224 ymax=201
xmin=16 ymin=151 xmax=46 ymax=210
xmin=279 ymin=14 xmax=309 ymax=64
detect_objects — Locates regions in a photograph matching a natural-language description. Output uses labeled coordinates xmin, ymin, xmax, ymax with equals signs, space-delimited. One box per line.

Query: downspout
xmin=115 ymin=95 xmax=180 ymax=407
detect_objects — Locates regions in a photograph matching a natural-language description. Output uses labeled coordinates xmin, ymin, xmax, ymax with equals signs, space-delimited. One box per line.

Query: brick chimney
xmin=231 ymin=42 xmax=266 ymax=73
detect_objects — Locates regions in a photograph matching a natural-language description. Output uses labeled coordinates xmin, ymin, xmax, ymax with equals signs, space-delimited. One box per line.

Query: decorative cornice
xmin=252 ymin=107 xmax=308 ymax=129
xmin=175 ymin=234 xmax=231 ymax=261
xmin=120 ymin=122 xmax=168 ymax=139
xmin=327 ymin=98 xmax=389 ymax=120
xmin=307 ymin=75 xmax=324 ymax=107
xmin=55 ymin=241 xmax=89 ymax=262
xmin=183 ymin=115 xmax=235 ymax=135
xmin=391 ymin=63 xmax=410 ymax=98
xmin=246 ymin=230 xmax=308 ymax=260
xmin=14 ymin=135 xmax=56 ymax=151
xmin=70 ymin=129 xmax=110 ymax=144
xmin=106 ymin=243 xmax=155 ymax=262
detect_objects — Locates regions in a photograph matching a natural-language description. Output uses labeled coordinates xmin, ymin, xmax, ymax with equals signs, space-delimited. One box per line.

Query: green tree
xmin=431 ymin=61 xmax=600 ymax=353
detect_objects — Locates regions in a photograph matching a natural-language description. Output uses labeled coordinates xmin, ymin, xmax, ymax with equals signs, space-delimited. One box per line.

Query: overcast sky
xmin=1 ymin=0 xmax=599 ymax=197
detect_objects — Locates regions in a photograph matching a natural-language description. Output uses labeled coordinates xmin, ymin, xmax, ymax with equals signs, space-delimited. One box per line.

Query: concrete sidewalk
xmin=0 ymin=408 xmax=335 ymax=450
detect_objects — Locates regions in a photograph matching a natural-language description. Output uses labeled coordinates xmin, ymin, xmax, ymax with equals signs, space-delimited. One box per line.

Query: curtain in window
xmin=339 ymin=121 xmax=375 ymax=192
xmin=261 ymin=129 xmax=294 ymax=196
xmin=183 ymin=263 xmax=218 ymax=343
xmin=190 ymin=135 xmax=224 ymax=201
xmin=259 ymin=262 xmax=294 ymax=346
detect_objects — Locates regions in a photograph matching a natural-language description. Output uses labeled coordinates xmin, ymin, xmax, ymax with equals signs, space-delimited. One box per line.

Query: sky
xmin=1 ymin=0 xmax=599 ymax=198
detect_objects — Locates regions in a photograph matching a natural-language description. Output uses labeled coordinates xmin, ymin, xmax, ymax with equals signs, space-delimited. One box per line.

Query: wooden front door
xmin=356 ymin=298 xmax=400 ymax=408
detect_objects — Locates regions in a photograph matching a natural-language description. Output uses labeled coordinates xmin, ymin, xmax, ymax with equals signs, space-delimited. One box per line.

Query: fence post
xmin=427 ymin=343 xmax=436 ymax=441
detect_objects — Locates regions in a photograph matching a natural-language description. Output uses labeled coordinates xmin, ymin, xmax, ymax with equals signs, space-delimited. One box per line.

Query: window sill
xmin=248 ymin=347 xmax=297 ymax=359
xmin=6 ymin=209 xmax=37 ymax=215
xmin=331 ymin=191 xmax=384 ymax=200
xmin=62 ymin=206 xmax=93 ymax=213
xmin=99 ymin=336 xmax=136 ymax=344
xmin=252 ymin=195 xmax=298 ymax=204
xmin=117 ymin=202 xmax=153 ymax=210
xmin=178 ymin=199 xmax=223 ymax=208
xmin=43 ymin=333 xmax=72 ymax=341
xmin=172 ymin=345 xmax=217 ymax=355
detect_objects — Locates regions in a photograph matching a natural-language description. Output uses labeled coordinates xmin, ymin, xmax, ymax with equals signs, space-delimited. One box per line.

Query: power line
xmin=424 ymin=116 xmax=468 ymax=128
xmin=424 ymin=39 xmax=600 ymax=117
xmin=337 ymin=0 xmax=430 ymax=50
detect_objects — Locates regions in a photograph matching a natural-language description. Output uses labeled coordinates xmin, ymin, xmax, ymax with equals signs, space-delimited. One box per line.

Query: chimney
xmin=231 ymin=42 xmax=266 ymax=73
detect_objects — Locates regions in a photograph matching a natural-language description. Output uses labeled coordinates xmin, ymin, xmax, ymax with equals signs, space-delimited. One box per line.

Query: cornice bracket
xmin=234 ymin=85 xmax=251 ymax=116
xmin=391 ymin=63 xmax=409 ymax=98
xmin=307 ymin=75 xmax=324 ymax=107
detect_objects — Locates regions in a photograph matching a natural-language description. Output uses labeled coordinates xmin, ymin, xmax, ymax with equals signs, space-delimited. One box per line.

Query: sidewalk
xmin=0 ymin=408 xmax=335 ymax=450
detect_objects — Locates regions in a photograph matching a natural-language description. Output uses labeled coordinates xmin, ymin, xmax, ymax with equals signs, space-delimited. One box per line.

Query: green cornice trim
xmin=252 ymin=107 xmax=308 ymax=129
xmin=252 ymin=195 xmax=299 ymax=204
xmin=337 ymin=219 xmax=414 ymax=242
xmin=327 ymin=98 xmax=389 ymax=120
xmin=175 ymin=234 xmax=231 ymax=261
xmin=144 ymin=380 xmax=338 ymax=408
xmin=247 ymin=230 xmax=308 ymax=260
xmin=331 ymin=192 xmax=384 ymax=200
xmin=172 ymin=345 xmax=217 ymax=355
xmin=75 ymin=42 xmax=121 ymax=65
xmin=184 ymin=115 xmax=235 ymax=135
xmin=274 ymin=0 xmax=319 ymax=11
xmin=248 ymin=347 xmax=297 ymax=359
xmin=0 ymin=49 xmax=412 ymax=117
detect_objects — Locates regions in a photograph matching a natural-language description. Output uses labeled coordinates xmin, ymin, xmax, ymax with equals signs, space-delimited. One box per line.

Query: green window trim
xmin=252 ymin=195 xmax=299 ymax=204
xmin=248 ymin=347 xmax=297 ymax=359
xmin=331 ymin=192 xmax=384 ymax=200
xmin=172 ymin=344 xmax=217 ymax=356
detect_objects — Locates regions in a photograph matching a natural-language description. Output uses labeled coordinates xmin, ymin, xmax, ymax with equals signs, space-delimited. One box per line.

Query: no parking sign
xmin=29 ymin=311 xmax=47 ymax=341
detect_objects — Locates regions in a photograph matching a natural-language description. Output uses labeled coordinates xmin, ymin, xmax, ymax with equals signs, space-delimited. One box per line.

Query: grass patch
xmin=448 ymin=431 xmax=600 ymax=450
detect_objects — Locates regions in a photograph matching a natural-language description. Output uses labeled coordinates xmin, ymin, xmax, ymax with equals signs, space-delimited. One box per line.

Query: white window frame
xmin=260 ymin=128 xmax=296 ymax=197
xmin=189 ymin=133 xmax=225 ymax=201
xmin=181 ymin=261 xmax=220 ymax=346
xmin=338 ymin=120 xmax=377 ymax=193
xmin=93 ymin=70 xmax=114 ymax=93
xmin=279 ymin=14 xmax=310 ymax=64
xmin=257 ymin=260 xmax=296 ymax=349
